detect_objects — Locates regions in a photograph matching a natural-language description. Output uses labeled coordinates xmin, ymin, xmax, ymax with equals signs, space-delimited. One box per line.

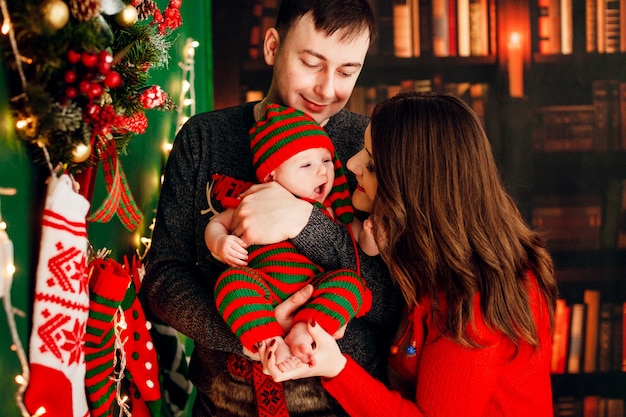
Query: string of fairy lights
xmin=136 ymin=36 xmax=198 ymax=260
xmin=0 ymin=1 xmax=197 ymax=414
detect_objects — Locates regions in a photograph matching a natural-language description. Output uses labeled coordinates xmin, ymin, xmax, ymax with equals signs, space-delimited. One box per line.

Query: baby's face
xmin=272 ymin=148 xmax=335 ymax=203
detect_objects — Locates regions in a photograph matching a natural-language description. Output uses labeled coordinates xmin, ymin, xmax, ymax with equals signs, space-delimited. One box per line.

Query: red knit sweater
xmin=322 ymin=272 xmax=553 ymax=416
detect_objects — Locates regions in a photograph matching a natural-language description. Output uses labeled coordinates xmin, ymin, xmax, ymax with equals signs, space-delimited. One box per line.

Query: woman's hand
xmin=231 ymin=182 xmax=313 ymax=245
xmin=258 ymin=319 xmax=347 ymax=383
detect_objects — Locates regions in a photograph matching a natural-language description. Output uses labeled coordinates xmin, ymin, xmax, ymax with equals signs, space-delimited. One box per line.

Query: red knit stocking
xmin=24 ymin=174 xmax=91 ymax=417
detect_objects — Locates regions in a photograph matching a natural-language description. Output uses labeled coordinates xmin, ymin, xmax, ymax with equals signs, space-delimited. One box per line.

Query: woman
xmin=259 ymin=91 xmax=559 ymax=416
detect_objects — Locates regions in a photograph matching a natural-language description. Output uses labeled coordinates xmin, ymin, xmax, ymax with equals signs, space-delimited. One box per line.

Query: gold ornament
xmin=70 ymin=142 xmax=92 ymax=163
xmin=115 ymin=4 xmax=138 ymax=27
xmin=42 ymin=0 xmax=70 ymax=30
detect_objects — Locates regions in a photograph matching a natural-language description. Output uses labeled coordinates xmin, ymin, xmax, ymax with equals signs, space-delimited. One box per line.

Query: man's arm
xmin=142 ymin=120 xmax=242 ymax=353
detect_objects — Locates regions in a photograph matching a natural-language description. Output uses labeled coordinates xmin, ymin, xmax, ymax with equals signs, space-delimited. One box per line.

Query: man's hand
xmin=231 ymin=182 xmax=313 ymax=245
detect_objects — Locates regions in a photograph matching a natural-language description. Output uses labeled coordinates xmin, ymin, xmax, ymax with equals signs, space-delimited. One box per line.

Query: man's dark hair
xmin=276 ymin=0 xmax=377 ymax=45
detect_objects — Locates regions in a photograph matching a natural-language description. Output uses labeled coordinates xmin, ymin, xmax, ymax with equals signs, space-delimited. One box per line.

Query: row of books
xmin=555 ymin=395 xmax=625 ymax=417
xmin=387 ymin=0 xmax=495 ymax=58
xmin=537 ymin=0 xmax=626 ymax=55
xmin=531 ymin=80 xmax=626 ymax=152
xmin=532 ymin=179 xmax=626 ymax=252
xmin=346 ymin=79 xmax=490 ymax=121
xmin=551 ymin=290 xmax=625 ymax=376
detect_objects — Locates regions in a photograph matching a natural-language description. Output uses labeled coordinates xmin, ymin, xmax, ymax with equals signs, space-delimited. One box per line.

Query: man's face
xmin=265 ymin=14 xmax=370 ymax=125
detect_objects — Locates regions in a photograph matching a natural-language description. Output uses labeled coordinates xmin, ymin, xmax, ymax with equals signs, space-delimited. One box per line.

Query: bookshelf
xmin=212 ymin=0 xmax=626 ymax=414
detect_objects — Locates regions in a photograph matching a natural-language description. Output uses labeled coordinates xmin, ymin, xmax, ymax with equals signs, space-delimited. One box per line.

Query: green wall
xmin=0 ymin=1 xmax=212 ymax=415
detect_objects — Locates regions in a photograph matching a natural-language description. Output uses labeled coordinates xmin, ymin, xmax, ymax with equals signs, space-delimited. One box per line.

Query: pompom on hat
xmin=249 ymin=103 xmax=354 ymax=224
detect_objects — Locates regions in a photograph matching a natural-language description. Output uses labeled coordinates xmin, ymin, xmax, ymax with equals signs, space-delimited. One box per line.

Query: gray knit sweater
xmin=143 ymin=102 xmax=403 ymax=416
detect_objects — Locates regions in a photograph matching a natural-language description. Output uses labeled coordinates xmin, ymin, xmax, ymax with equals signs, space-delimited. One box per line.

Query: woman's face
xmin=347 ymin=124 xmax=377 ymax=213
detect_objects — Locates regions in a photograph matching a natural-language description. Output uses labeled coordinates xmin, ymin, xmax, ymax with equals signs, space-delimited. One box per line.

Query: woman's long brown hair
xmin=370 ymin=91 xmax=558 ymax=350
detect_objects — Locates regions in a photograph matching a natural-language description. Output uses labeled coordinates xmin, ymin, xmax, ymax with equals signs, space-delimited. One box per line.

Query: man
xmin=143 ymin=1 xmax=402 ymax=415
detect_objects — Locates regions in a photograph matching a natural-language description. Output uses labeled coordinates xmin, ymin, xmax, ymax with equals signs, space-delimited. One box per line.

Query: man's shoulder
xmin=327 ymin=109 xmax=370 ymax=132
xmin=186 ymin=103 xmax=254 ymax=127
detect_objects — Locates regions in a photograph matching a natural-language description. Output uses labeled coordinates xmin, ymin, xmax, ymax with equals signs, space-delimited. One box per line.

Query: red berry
xmin=64 ymin=70 xmax=77 ymax=84
xmin=98 ymin=50 xmax=113 ymax=63
xmin=79 ymin=80 xmax=91 ymax=93
xmin=67 ymin=49 xmax=81 ymax=64
xmin=104 ymin=71 xmax=122 ymax=88
xmin=98 ymin=60 xmax=112 ymax=74
xmin=86 ymin=83 xmax=103 ymax=99
xmin=81 ymin=52 xmax=98 ymax=67
xmin=66 ymin=86 xmax=78 ymax=98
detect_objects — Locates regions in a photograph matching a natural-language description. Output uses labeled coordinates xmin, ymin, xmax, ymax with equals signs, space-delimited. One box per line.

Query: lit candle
xmin=507 ymin=32 xmax=524 ymax=98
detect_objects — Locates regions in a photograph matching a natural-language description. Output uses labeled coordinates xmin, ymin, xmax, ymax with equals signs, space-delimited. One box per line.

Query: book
xmin=448 ymin=0 xmax=458 ymax=56
xmin=618 ymin=301 xmax=626 ymax=372
xmin=552 ymin=298 xmax=571 ymax=374
xmin=457 ymin=0 xmax=471 ymax=56
xmin=469 ymin=0 xmax=489 ymax=55
xmin=597 ymin=0 xmax=607 ymax=52
xmin=532 ymin=194 xmax=603 ymax=251
xmin=567 ymin=303 xmax=587 ymax=374
xmin=601 ymin=179 xmax=624 ymax=249
xmin=586 ymin=0 xmax=598 ymax=52
xmin=555 ymin=395 xmax=584 ymax=417
xmin=410 ymin=0 xmax=421 ymax=56
xmin=620 ymin=81 xmax=626 ymax=150
xmin=393 ymin=0 xmax=413 ymax=57
xmin=607 ymin=398 xmax=624 ymax=417
xmin=419 ymin=0 xmax=433 ymax=56
xmin=432 ymin=0 xmax=450 ymax=56
xmin=621 ymin=0 xmax=626 ymax=52
xmin=603 ymin=0 xmax=620 ymax=53
xmin=592 ymin=79 xmax=610 ymax=151
xmin=560 ymin=0 xmax=573 ymax=54
xmin=583 ymin=396 xmax=600 ymax=417
xmin=583 ymin=289 xmax=601 ymax=373
xmin=598 ymin=301 xmax=613 ymax=372
xmin=531 ymin=104 xmax=595 ymax=152
xmin=538 ymin=0 xmax=561 ymax=54
xmin=610 ymin=301 xmax=625 ymax=371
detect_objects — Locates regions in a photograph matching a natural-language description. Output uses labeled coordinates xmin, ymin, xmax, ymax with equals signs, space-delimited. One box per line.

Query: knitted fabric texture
xmin=250 ymin=103 xmax=354 ymax=225
xmin=23 ymin=174 xmax=91 ymax=417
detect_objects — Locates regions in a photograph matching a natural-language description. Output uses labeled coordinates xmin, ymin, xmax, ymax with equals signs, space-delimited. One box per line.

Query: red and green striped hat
xmin=249 ymin=103 xmax=354 ymax=224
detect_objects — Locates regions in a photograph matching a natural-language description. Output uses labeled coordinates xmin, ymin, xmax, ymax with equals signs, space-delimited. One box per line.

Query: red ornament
xmin=81 ymin=52 xmax=98 ymax=68
xmin=104 ymin=71 xmax=122 ymax=88
xmin=64 ymin=70 xmax=77 ymax=84
xmin=67 ymin=49 xmax=81 ymax=64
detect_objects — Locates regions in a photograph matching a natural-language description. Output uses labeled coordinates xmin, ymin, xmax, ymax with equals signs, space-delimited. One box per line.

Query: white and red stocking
xmin=24 ymin=174 xmax=91 ymax=417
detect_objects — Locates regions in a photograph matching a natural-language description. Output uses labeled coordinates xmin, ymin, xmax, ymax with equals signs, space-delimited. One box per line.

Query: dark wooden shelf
xmin=551 ymin=372 xmax=626 ymax=398
xmin=530 ymin=152 xmax=626 ymax=194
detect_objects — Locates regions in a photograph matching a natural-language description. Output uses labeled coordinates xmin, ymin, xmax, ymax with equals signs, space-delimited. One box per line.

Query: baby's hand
xmin=215 ymin=234 xmax=249 ymax=267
